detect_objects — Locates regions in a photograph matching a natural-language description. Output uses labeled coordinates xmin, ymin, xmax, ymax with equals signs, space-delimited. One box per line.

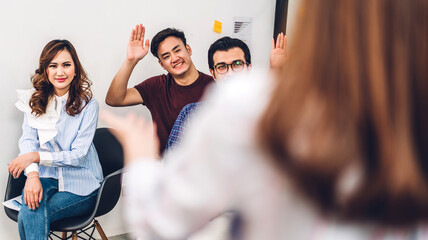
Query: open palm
xmin=100 ymin=110 xmax=160 ymax=165
xmin=127 ymin=24 xmax=150 ymax=62
xmin=270 ymin=33 xmax=287 ymax=70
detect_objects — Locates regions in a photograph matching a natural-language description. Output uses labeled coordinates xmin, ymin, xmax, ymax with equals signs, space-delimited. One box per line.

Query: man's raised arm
xmin=106 ymin=24 xmax=150 ymax=106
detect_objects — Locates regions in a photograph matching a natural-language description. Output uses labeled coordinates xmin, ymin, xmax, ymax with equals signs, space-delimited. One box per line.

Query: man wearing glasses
xmin=208 ymin=36 xmax=252 ymax=81
xmin=165 ymin=35 xmax=286 ymax=151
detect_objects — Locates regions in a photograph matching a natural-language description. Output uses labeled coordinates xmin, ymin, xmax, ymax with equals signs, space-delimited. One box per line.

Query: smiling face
xmin=47 ymin=50 xmax=75 ymax=96
xmin=210 ymin=47 xmax=251 ymax=81
xmin=157 ymin=36 xmax=193 ymax=77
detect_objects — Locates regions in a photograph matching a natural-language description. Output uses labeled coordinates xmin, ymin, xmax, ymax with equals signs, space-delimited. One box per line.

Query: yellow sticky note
xmin=213 ymin=20 xmax=223 ymax=33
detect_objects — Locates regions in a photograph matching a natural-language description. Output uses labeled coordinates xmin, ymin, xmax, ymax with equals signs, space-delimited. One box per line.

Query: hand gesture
xmin=8 ymin=152 xmax=39 ymax=178
xmin=100 ymin=110 xmax=160 ymax=165
xmin=24 ymin=173 xmax=43 ymax=210
xmin=270 ymin=33 xmax=287 ymax=70
xmin=127 ymin=24 xmax=150 ymax=62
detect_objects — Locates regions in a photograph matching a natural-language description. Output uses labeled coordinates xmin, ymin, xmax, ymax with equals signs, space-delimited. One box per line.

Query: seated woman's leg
xmin=17 ymin=178 xmax=58 ymax=240
xmin=48 ymin=189 xmax=98 ymax=223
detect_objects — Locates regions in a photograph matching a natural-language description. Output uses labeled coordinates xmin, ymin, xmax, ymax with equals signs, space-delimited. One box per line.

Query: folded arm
xmin=39 ymin=100 xmax=99 ymax=168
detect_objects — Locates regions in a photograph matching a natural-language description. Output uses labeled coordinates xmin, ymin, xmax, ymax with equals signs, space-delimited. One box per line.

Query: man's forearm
xmin=106 ymin=59 xmax=139 ymax=106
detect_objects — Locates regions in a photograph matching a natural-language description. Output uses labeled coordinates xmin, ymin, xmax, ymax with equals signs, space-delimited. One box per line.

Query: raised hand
xmin=100 ymin=110 xmax=160 ymax=165
xmin=270 ymin=33 xmax=287 ymax=70
xmin=127 ymin=24 xmax=150 ymax=62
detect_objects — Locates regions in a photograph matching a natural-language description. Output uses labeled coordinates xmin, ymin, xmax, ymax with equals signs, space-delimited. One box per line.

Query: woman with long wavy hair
xmin=8 ymin=40 xmax=103 ymax=240
xmin=101 ymin=0 xmax=428 ymax=239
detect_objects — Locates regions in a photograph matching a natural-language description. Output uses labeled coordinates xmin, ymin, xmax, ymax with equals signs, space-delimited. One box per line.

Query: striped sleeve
xmin=39 ymin=100 xmax=99 ymax=167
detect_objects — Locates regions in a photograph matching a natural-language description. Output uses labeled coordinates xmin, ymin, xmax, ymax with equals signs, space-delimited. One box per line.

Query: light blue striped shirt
xmin=18 ymin=97 xmax=103 ymax=196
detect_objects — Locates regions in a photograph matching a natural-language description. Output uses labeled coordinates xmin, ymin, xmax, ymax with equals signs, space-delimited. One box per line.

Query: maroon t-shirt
xmin=134 ymin=72 xmax=214 ymax=154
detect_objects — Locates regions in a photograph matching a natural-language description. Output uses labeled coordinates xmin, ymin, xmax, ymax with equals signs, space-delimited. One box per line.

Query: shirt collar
xmin=55 ymin=91 xmax=69 ymax=103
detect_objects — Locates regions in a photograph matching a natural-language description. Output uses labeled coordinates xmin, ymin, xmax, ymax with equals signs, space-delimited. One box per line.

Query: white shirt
xmin=123 ymin=70 xmax=428 ymax=240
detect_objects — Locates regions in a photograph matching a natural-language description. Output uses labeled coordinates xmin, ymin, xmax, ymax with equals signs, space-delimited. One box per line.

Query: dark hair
xmin=30 ymin=39 xmax=92 ymax=116
xmin=259 ymin=0 xmax=428 ymax=226
xmin=150 ymin=28 xmax=187 ymax=59
xmin=208 ymin=37 xmax=251 ymax=70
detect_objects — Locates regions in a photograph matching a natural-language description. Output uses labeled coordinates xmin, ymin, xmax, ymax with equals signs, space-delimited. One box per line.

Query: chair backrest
xmin=49 ymin=127 xmax=124 ymax=231
xmin=93 ymin=128 xmax=124 ymax=177
xmin=4 ymin=174 xmax=26 ymax=222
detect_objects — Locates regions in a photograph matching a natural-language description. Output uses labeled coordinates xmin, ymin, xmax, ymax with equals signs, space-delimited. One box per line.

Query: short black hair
xmin=208 ymin=36 xmax=251 ymax=70
xmin=150 ymin=28 xmax=187 ymax=59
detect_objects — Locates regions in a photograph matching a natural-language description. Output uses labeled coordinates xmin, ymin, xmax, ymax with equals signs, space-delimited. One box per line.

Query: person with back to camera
xmin=101 ymin=0 xmax=428 ymax=239
xmin=8 ymin=40 xmax=103 ymax=240
xmin=105 ymin=24 xmax=214 ymax=155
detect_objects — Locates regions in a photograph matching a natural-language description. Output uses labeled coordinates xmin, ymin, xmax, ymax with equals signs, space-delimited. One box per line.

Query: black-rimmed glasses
xmin=214 ymin=60 xmax=249 ymax=74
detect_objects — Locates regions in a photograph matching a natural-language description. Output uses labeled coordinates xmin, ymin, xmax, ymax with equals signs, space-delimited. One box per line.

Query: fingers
xmin=38 ymin=189 xmax=43 ymax=203
xmin=136 ymin=24 xmax=145 ymax=42
xmin=12 ymin=167 xmax=20 ymax=179
xmin=14 ymin=168 xmax=20 ymax=178
xmin=130 ymin=24 xmax=142 ymax=42
xmin=25 ymin=191 xmax=32 ymax=209
xmin=145 ymin=39 xmax=150 ymax=49
xmin=100 ymin=110 xmax=153 ymax=147
xmin=283 ymin=35 xmax=287 ymax=50
xmin=130 ymin=28 xmax=136 ymax=42
xmin=34 ymin=195 xmax=39 ymax=209
xmin=277 ymin=33 xmax=283 ymax=49
xmin=136 ymin=24 xmax=141 ymax=40
xmin=25 ymin=191 xmax=35 ymax=210
xmin=130 ymin=24 xmax=146 ymax=42
xmin=100 ymin=110 xmax=145 ymax=130
xmin=99 ymin=110 xmax=131 ymax=143
xmin=29 ymin=193 xmax=35 ymax=210
xmin=8 ymin=164 xmax=13 ymax=175
xmin=24 ymin=192 xmax=28 ymax=206
xmin=280 ymin=33 xmax=286 ymax=49
xmin=280 ymin=33 xmax=285 ymax=49
xmin=274 ymin=33 xmax=286 ymax=49
xmin=141 ymin=24 xmax=145 ymax=40
xmin=136 ymin=24 xmax=141 ymax=41
xmin=8 ymin=160 xmax=16 ymax=175
xmin=16 ymin=169 xmax=22 ymax=179
xmin=24 ymin=190 xmax=42 ymax=210
xmin=271 ymin=38 xmax=275 ymax=50
xmin=99 ymin=110 xmax=122 ymax=129
xmin=132 ymin=24 xmax=139 ymax=41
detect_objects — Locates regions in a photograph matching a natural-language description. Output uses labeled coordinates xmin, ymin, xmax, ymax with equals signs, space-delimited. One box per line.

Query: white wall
xmin=0 ymin=0 xmax=276 ymax=238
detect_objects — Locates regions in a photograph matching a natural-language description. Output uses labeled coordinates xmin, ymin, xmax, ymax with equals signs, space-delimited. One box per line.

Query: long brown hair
xmin=30 ymin=40 xmax=92 ymax=116
xmin=259 ymin=0 xmax=428 ymax=225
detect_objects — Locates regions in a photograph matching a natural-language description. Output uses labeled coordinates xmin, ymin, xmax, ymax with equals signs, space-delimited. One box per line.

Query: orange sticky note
xmin=213 ymin=20 xmax=223 ymax=33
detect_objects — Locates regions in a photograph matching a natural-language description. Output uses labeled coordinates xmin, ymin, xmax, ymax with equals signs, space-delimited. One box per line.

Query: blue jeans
xmin=18 ymin=178 xmax=98 ymax=240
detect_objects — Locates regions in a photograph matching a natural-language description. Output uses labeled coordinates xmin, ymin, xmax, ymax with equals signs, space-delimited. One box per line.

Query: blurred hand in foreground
xmin=100 ymin=110 xmax=160 ymax=165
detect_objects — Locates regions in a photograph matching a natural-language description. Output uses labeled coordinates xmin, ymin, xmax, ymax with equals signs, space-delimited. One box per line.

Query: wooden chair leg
xmin=94 ymin=219 xmax=108 ymax=240
xmin=72 ymin=231 xmax=78 ymax=240
xmin=62 ymin=232 xmax=67 ymax=239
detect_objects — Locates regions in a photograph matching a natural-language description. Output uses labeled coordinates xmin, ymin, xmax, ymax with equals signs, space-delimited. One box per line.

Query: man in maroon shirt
xmin=106 ymin=24 xmax=214 ymax=154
